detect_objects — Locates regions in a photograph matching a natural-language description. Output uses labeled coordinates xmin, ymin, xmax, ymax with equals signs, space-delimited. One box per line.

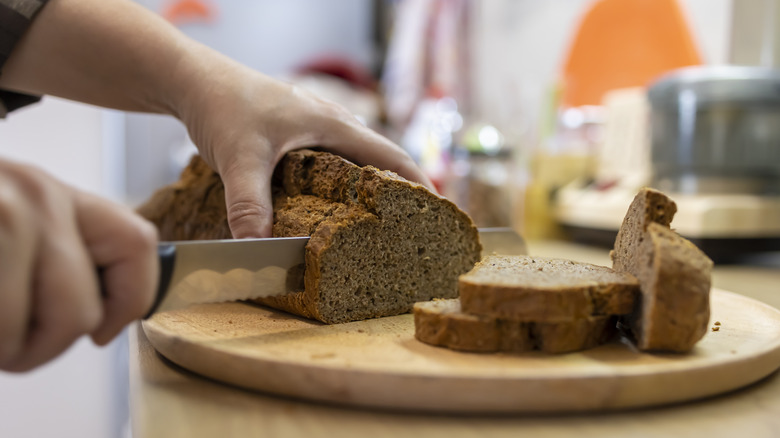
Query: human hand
xmin=0 ymin=160 xmax=158 ymax=372
xmin=174 ymin=50 xmax=434 ymax=238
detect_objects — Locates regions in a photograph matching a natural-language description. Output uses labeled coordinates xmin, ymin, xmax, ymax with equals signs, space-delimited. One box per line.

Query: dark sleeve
xmin=0 ymin=0 xmax=51 ymax=117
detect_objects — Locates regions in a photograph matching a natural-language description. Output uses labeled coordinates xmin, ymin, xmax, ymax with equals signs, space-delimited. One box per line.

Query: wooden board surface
xmin=142 ymin=289 xmax=780 ymax=413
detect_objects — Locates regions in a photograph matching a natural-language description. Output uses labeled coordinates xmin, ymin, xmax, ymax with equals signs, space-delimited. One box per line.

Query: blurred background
xmin=0 ymin=0 xmax=778 ymax=436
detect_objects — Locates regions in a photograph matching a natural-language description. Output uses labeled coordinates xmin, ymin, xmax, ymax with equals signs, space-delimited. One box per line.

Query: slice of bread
xmin=611 ymin=188 xmax=713 ymax=352
xmin=459 ymin=255 xmax=639 ymax=322
xmin=138 ymin=150 xmax=482 ymax=324
xmin=611 ymin=187 xmax=677 ymax=273
xmin=413 ymin=299 xmax=617 ymax=354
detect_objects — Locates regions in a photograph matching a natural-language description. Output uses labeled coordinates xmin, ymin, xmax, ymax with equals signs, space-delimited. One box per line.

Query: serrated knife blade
xmin=144 ymin=236 xmax=309 ymax=317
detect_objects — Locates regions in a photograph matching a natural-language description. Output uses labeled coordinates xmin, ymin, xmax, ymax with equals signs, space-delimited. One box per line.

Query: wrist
xmin=166 ymin=43 xmax=244 ymax=120
xmin=165 ymin=43 xmax=282 ymax=166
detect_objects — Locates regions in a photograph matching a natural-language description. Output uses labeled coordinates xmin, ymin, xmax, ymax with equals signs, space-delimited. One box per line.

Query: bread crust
xmin=136 ymin=157 xmax=232 ymax=240
xmin=610 ymin=187 xmax=677 ymax=272
xmin=459 ymin=255 xmax=638 ymax=322
xmin=610 ymin=188 xmax=713 ymax=352
xmin=629 ymin=223 xmax=712 ymax=351
xmin=413 ymin=299 xmax=617 ymax=354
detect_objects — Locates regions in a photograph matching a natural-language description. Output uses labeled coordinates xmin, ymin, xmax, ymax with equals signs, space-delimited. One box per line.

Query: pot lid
xmin=648 ymin=66 xmax=780 ymax=108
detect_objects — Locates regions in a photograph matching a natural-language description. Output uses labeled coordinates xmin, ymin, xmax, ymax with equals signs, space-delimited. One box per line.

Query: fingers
xmin=218 ymin=110 xmax=432 ymax=239
xmin=0 ymin=175 xmax=37 ymax=366
xmin=218 ymin=154 xmax=275 ymax=239
xmin=0 ymin=163 xmax=101 ymax=372
xmin=73 ymin=191 xmax=158 ymax=345
xmin=215 ymin=121 xmax=431 ymax=239
xmin=324 ymin=121 xmax=436 ymax=192
xmin=286 ymin=91 xmax=436 ymax=192
xmin=186 ymin=73 xmax=434 ymax=240
xmin=8 ymin=218 xmax=103 ymax=371
xmin=0 ymin=160 xmax=158 ymax=372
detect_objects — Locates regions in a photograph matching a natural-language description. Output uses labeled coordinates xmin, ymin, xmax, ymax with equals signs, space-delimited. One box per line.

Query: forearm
xmin=0 ymin=0 xmax=224 ymax=117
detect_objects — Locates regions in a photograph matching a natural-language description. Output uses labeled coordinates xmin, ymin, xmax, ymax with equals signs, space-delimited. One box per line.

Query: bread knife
xmin=141 ymin=228 xmax=525 ymax=317
xmin=144 ymin=236 xmax=309 ymax=317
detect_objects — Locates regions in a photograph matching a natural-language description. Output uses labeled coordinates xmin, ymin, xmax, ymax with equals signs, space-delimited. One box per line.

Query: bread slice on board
xmin=138 ymin=150 xmax=482 ymax=324
xmin=459 ymin=255 xmax=639 ymax=322
xmin=610 ymin=188 xmax=713 ymax=352
xmin=413 ymin=298 xmax=617 ymax=354
xmin=610 ymin=187 xmax=677 ymax=270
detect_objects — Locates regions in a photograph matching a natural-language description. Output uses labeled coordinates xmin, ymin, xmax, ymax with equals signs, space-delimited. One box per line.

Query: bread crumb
xmin=712 ymin=326 xmax=720 ymax=332
xmin=714 ymin=321 xmax=721 ymax=326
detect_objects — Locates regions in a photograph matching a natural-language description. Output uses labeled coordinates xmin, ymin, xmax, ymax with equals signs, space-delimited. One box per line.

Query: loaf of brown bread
xmin=138 ymin=149 xmax=482 ymax=324
xmin=611 ymin=188 xmax=713 ymax=352
xmin=459 ymin=255 xmax=639 ymax=322
xmin=413 ymin=298 xmax=617 ymax=354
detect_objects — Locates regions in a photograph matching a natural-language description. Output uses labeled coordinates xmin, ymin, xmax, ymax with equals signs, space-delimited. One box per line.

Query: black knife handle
xmin=142 ymin=243 xmax=177 ymax=319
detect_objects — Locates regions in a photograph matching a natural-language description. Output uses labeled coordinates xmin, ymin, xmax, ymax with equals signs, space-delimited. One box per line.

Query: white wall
xmin=0 ymin=98 xmax=104 ymax=195
xmin=0 ymin=98 xmax=127 ymax=438
xmin=0 ymin=338 xmax=127 ymax=438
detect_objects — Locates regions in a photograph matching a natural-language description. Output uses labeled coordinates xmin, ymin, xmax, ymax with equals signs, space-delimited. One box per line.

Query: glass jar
xmin=445 ymin=124 xmax=514 ymax=228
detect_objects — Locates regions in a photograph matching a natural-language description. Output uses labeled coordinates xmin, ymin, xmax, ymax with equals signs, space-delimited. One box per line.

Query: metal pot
xmin=647 ymin=66 xmax=780 ymax=194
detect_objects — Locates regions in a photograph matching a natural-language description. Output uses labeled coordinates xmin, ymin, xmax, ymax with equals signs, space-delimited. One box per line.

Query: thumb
xmin=219 ymin=158 xmax=274 ymax=239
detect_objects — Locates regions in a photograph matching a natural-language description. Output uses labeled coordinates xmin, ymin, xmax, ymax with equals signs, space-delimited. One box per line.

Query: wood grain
xmin=142 ymin=288 xmax=780 ymax=413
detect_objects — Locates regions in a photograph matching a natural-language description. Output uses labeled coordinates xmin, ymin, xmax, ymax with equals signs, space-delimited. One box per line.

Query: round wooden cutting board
xmin=142 ymin=289 xmax=780 ymax=413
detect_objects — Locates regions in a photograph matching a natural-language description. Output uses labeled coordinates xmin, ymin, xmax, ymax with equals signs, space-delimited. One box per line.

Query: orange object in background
xmin=162 ymin=0 xmax=215 ymax=25
xmin=561 ymin=0 xmax=701 ymax=108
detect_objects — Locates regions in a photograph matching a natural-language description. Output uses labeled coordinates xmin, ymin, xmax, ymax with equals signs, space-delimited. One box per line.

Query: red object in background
xmin=295 ymin=57 xmax=378 ymax=91
xmin=561 ymin=0 xmax=701 ymax=108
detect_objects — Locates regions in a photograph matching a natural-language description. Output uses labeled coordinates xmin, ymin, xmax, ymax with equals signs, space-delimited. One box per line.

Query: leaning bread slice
xmin=610 ymin=188 xmax=712 ymax=352
xmin=620 ymin=222 xmax=713 ymax=352
xmin=459 ymin=255 xmax=639 ymax=322
xmin=413 ymin=299 xmax=617 ymax=354
xmin=610 ymin=187 xmax=678 ymax=273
